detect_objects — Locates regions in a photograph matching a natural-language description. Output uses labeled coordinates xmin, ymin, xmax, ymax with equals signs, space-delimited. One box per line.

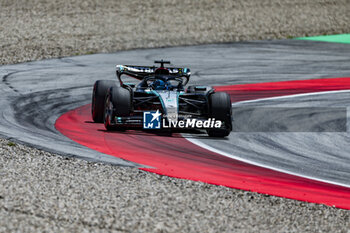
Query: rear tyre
xmin=92 ymin=80 xmax=117 ymax=123
xmin=206 ymin=92 xmax=232 ymax=137
xmin=104 ymin=87 xmax=132 ymax=131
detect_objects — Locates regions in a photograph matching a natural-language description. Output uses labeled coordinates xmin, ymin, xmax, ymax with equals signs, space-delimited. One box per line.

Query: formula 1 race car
xmin=91 ymin=60 xmax=232 ymax=137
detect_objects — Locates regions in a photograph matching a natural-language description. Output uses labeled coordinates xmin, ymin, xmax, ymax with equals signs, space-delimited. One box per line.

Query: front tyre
xmin=92 ymin=80 xmax=117 ymax=123
xmin=104 ymin=87 xmax=132 ymax=131
xmin=206 ymin=92 xmax=232 ymax=137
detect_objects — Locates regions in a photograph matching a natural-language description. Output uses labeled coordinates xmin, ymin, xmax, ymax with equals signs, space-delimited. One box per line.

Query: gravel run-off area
xmin=0 ymin=0 xmax=350 ymax=232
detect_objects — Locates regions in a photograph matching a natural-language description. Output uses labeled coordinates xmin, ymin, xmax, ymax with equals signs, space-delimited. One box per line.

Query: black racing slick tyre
xmin=104 ymin=87 xmax=132 ymax=131
xmin=206 ymin=92 xmax=232 ymax=137
xmin=91 ymin=80 xmax=117 ymax=123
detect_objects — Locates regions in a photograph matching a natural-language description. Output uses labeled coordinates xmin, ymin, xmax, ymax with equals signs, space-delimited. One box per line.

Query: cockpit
xmin=137 ymin=76 xmax=184 ymax=91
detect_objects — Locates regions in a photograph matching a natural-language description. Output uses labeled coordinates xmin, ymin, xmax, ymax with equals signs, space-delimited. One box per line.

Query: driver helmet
xmin=151 ymin=79 xmax=166 ymax=90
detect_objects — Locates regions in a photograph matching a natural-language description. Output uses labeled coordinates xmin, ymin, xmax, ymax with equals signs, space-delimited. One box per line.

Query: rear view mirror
xmin=124 ymin=83 xmax=136 ymax=88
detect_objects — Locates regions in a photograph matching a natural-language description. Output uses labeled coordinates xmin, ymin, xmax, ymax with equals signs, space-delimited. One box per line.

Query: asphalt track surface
xmin=1 ymin=40 xmax=350 ymax=207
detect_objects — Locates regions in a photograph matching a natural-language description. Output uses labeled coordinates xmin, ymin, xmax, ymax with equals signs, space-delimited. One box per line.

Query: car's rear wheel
xmin=104 ymin=87 xmax=132 ymax=131
xmin=206 ymin=92 xmax=232 ymax=137
xmin=92 ymin=80 xmax=117 ymax=123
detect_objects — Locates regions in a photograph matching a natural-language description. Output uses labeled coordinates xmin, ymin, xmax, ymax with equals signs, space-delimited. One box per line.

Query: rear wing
xmin=116 ymin=64 xmax=191 ymax=84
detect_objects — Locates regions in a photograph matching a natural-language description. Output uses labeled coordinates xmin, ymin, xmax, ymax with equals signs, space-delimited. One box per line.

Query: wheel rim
xmin=104 ymin=96 xmax=113 ymax=128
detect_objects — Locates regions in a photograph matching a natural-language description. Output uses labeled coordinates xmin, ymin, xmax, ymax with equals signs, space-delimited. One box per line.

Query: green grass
xmin=7 ymin=141 xmax=16 ymax=147
xmin=295 ymin=34 xmax=350 ymax=44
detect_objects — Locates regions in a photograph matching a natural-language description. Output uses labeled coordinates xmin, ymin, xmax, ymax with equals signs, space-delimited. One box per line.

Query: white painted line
xmin=185 ymin=89 xmax=350 ymax=188
xmin=185 ymin=137 xmax=350 ymax=188
xmin=231 ymin=89 xmax=350 ymax=106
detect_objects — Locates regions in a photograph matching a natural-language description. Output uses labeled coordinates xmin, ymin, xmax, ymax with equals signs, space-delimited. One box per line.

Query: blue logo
xmin=143 ymin=110 xmax=161 ymax=129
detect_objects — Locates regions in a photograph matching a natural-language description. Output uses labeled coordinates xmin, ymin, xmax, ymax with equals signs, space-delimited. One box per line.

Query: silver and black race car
xmin=91 ymin=60 xmax=232 ymax=137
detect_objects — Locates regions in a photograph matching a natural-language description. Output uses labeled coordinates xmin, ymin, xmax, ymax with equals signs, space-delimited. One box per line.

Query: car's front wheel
xmin=92 ymin=80 xmax=117 ymax=123
xmin=104 ymin=87 xmax=132 ymax=131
